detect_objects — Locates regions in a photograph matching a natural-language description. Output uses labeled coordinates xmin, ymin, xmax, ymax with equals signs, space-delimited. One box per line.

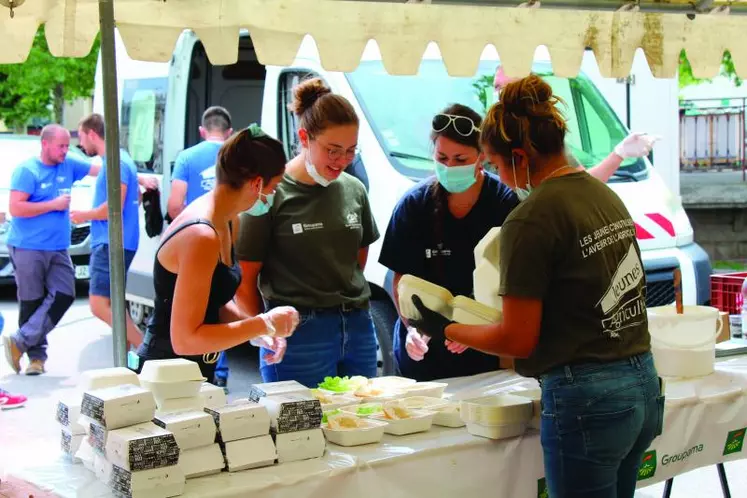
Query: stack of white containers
xmin=205 ymin=400 xmax=276 ymax=471
xmin=139 ymin=359 xmax=208 ymax=414
xmin=79 ymin=381 xmax=185 ymax=498
xmin=252 ymin=382 xmax=326 ymax=464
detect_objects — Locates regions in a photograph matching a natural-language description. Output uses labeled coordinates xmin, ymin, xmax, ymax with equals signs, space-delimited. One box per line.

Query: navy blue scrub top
xmin=379 ymin=172 xmax=519 ymax=381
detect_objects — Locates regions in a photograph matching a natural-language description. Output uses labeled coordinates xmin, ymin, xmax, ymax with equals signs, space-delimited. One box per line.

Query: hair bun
xmin=291 ymin=77 xmax=332 ymax=117
xmin=501 ymin=74 xmax=554 ymax=116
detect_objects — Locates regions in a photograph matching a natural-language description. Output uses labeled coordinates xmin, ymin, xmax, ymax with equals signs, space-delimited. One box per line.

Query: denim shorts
xmin=539 ymin=351 xmax=664 ymax=498
xmin=90 ymin=244 xmax=137 ymax=298
xmin=259 ymin=307 xmax=378 ymax=389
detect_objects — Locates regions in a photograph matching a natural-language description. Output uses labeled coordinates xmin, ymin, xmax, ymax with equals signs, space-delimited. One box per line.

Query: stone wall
xmin=686 ymin=207 xmax=747 ymax=261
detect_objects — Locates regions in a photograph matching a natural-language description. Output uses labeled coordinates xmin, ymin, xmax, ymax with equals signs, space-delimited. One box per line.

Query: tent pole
xmin=98 ymin=0 xmax=127 ymax=368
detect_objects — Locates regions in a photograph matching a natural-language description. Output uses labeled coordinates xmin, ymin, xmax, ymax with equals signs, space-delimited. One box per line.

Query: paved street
xmin=0 ymin=286 xmax=745 ymax=497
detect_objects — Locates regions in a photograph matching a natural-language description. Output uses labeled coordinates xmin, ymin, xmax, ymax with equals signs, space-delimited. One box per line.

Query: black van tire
xmin=371 ymin=298 xmax=399 ymax=376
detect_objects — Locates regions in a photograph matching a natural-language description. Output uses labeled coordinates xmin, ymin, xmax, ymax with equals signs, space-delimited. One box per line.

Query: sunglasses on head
xmin=432 ymin=114 xmax=481 ymax=137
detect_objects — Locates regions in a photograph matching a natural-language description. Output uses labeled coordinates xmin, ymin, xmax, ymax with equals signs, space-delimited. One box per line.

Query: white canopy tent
xmin=1 ymin=0 xmax=746 ymax=366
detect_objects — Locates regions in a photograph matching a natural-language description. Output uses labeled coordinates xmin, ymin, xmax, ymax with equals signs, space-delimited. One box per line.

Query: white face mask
xmin=512 ymin=155 xmax=532 ymax=201
xmin=305 ymin=155 xmax=331 ymax=187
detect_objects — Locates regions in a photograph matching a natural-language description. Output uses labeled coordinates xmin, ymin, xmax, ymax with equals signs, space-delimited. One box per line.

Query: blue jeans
xmin=259 ymin=307 xmax=378 ymax=389
xmin=214 ymin=352 xmax=229 ymax=381
xmin=89 ymin=244 xmax=136 ymax=298
xmin=539 ymin=351 xmax=664 ymax=498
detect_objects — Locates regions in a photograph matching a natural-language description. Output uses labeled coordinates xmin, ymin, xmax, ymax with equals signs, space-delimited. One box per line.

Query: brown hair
xmin=289 ymin=77 xmax=358 ymax=138
xmin=481 ymin=74 xmax=567 ymax=159
xmin=79 ymin=113 xmax=106 ymax=139
xmin=215 ymin=128 xmax=286 ymax=189
xmin=202 ymin=106 xmax=232 ymax=132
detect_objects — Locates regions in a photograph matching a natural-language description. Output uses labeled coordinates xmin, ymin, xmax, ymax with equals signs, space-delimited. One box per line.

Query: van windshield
xmin=346 ymin=60 xmax=648 ymax=182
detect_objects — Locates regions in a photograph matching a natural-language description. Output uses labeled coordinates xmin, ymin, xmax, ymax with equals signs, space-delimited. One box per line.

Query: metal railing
xmin=680 ymin=97 xmax=747 ymax=177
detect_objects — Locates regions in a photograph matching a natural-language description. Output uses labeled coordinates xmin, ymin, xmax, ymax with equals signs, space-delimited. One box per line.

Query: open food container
xmin=340 ymin=402 xmax=383 ymax=418
xmin=311 ymin=389 xmax=359 ymax=411
xmin=452 ymin=296 xmax=501 ymax=325
xmin=397 ymin=382 xmax=448 ymax=399
xmin=430 ymin=403 xmax=465 ymax=428
xmin=369 ymin=376 xmax=417 ymax=390
xmin=461 ymin=394 xmax=532 ymax=440
xmin=322 ymin=414 xmax=388 ymax=447
xmin=371 ymin=408 xmax=434 ymax=436
xmin=316 ymin=375 xmax=369 ymax=395
xmin=400 ymin=396 xmax=451 ymax=411
xmin=397 ymin=274 xmax=454 ymax=321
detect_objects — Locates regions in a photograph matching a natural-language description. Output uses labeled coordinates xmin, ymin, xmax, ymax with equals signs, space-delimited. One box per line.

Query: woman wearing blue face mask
xmin=378 ymin=104 xmax=520 ymax=381
xmin=135 ymin=125 xmax=300 ymax=380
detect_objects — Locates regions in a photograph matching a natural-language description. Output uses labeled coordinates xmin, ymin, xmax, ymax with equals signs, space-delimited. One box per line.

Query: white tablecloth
xmin=8 ymin=357 xmax=747 ymax=498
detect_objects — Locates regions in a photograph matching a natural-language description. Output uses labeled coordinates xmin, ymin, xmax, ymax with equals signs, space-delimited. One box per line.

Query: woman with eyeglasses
xmin=410 ymin=76 xmax=663 ymax=498
xmin=236 ymin=78 xmax=380 ymax=388
xmin=378 ymin=104 xmax=519 ymax=381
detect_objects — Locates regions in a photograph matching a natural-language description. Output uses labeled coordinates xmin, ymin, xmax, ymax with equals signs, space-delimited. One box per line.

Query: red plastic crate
xmin=710 ymin=272 xmax=747 ymax=315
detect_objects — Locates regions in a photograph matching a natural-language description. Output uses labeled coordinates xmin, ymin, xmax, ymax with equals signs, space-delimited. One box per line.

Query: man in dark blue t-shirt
xmin=72 ymin=113 xmax=149 ymax=352
xmin=2 ymin=125 xmax=101 ymax=376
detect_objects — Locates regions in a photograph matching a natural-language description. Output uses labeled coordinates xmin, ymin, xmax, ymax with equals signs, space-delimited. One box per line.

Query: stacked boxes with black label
xmin=205 ymin=401 xmax=276 ymax=471
xmin=258 ymin=391 xmax=326 ymax=464
xmin=138 ymin=359 xmax=208 ymax=414
xmin=80 ymin=383 xmax=186 ymax=498
xmin=56 ymin=398 xmax=86 ymax=460
xmin=154 ymin=410 xmax=224 ymax=479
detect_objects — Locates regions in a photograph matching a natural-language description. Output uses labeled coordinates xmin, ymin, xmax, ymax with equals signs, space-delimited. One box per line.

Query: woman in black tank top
xmin=136 ymin=125 xmax=300 ymax=380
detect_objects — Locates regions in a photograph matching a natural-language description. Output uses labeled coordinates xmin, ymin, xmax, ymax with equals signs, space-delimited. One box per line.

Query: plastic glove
xmin=260 ymin=306 xmax=299 ymax=338
xmin=614 ymin=132 xmax=661 ymax=159
xmin=405 ymin=327 xmax=431 ymax=361
xmin=409 ymin=295 xmax=453 ymax=342
xmin=445 ymin=340 xmax=469 ymax=354
xmin=251 ymin=335 xmax=287 ymax=364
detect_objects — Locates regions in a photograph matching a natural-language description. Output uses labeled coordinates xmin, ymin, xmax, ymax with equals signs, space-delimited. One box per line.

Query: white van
xmin=94 ymin=30 xmax=712 ymax=373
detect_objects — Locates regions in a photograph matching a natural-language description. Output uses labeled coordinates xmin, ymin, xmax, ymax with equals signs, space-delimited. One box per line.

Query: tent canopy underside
xmin=1 ymin=0 xmax=747 ymax=78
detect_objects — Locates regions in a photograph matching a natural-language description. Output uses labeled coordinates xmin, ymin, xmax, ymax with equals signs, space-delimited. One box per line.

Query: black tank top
xmin=140 ymin=219 xmax=242 ymax=359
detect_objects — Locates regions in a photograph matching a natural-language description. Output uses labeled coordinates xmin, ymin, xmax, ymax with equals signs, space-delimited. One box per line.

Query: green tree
xmin=0 ymin=26 xmax=100 ymax=132
xmin=679 ymin=49 xmax=742 ymax=89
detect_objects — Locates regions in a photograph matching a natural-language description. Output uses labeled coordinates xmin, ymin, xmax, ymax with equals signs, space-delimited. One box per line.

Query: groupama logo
xmin=637 ymin=450 xmax=657 ymax=481
xmin=723 ymin=428 xmax=746 ymax=456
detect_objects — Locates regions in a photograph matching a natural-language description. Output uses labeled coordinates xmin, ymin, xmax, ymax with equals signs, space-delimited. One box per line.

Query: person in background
xmin=493 ymin=66 xmax=659 ymax=182
xmin=136 ymin=125 xmax=299 ymax=381
xmin=71 ymin=113 xmax=149 ymax=352
xmin=167 ymin=105 xmax=234 ymax=388
xmin=0 ymin=308 xmax=26 ymax=409
xmin=411 ymin=75 xmax=663 ymax=498
xmin=2 ymin=125 xmax=102 ymax=376
xmin=236 ymin=78 xmax=380 ymax=389
xmin=379 ymin=104 xmax=518 ymax=381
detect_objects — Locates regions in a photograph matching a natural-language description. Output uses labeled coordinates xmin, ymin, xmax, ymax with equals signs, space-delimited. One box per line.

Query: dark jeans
xmin=539 ymin=351 xmax=664 ymax=498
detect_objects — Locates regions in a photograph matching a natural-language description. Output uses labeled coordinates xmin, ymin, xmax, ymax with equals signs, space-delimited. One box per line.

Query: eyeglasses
xmin=313 ymin=140 xmax=359 ymax=162
xmin=432 ymin=114 xmax=481 ymax=137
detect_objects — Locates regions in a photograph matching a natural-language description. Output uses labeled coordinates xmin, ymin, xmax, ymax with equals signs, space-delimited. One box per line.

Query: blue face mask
xmin=247 ymin=192 xmax=275 ymax=217
xmin=434 ymin=161 xmax=478 ymax=193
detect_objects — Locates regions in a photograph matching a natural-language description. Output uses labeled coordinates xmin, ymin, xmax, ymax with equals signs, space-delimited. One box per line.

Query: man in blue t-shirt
xmin=166 ymin=105 xmax=233 ymax=389
xmin=71 ymin=113 xmax=145 ymax=352
xmin=2 ymin=124 xmax=102 ymax=376
xmin=167 ymin=106 xmax=232 ymax=220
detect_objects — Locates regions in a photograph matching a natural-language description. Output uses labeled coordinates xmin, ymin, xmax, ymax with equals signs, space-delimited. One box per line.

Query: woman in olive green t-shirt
xmin=235 ymin=77 xmax=380 ymax=389
xmin=411 ymin=75 xmax=664 ymax=498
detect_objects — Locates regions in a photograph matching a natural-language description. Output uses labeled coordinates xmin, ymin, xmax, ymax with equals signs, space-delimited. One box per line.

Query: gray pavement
xmin=0 ymin=286 xmax=745 ymax=497
xmin=680 ymin=169 xmax=747 ymax=207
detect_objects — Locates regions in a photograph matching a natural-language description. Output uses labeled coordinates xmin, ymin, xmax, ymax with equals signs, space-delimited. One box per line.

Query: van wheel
xmin=371 ymin=298 xmax=399 ymax=377
xmin=127 ymin=301 xmax=150 ymax=332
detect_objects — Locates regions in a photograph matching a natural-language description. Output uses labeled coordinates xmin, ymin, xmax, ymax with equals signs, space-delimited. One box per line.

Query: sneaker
xmin=25 ymin=359 xmax=45 ymax=376
xmin=2 ymin=334 xmax=22 ymax=374
xmin=0 ymin=389 xmax=27 ymax=410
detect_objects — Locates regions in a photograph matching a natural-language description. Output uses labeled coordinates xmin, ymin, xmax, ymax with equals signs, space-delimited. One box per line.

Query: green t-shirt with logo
xmin=236 ymin=172 xmax=380 ymax=309
xmin=499 ymin=172 xmax=651 ymax=378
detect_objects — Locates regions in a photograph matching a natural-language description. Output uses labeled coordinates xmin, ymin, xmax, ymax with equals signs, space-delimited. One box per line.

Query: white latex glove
xmin=251 ymin=335 xmax=288 ymax=364
xmin=445 ymin=340 xmax=469 ymax=354
xmin=614 ymin=132 xmax=661 ymax=159
xmin=405 ymin=327 xmax=431 ymax=361
xmin=260 ymin=306 xmax=300 ymax=338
